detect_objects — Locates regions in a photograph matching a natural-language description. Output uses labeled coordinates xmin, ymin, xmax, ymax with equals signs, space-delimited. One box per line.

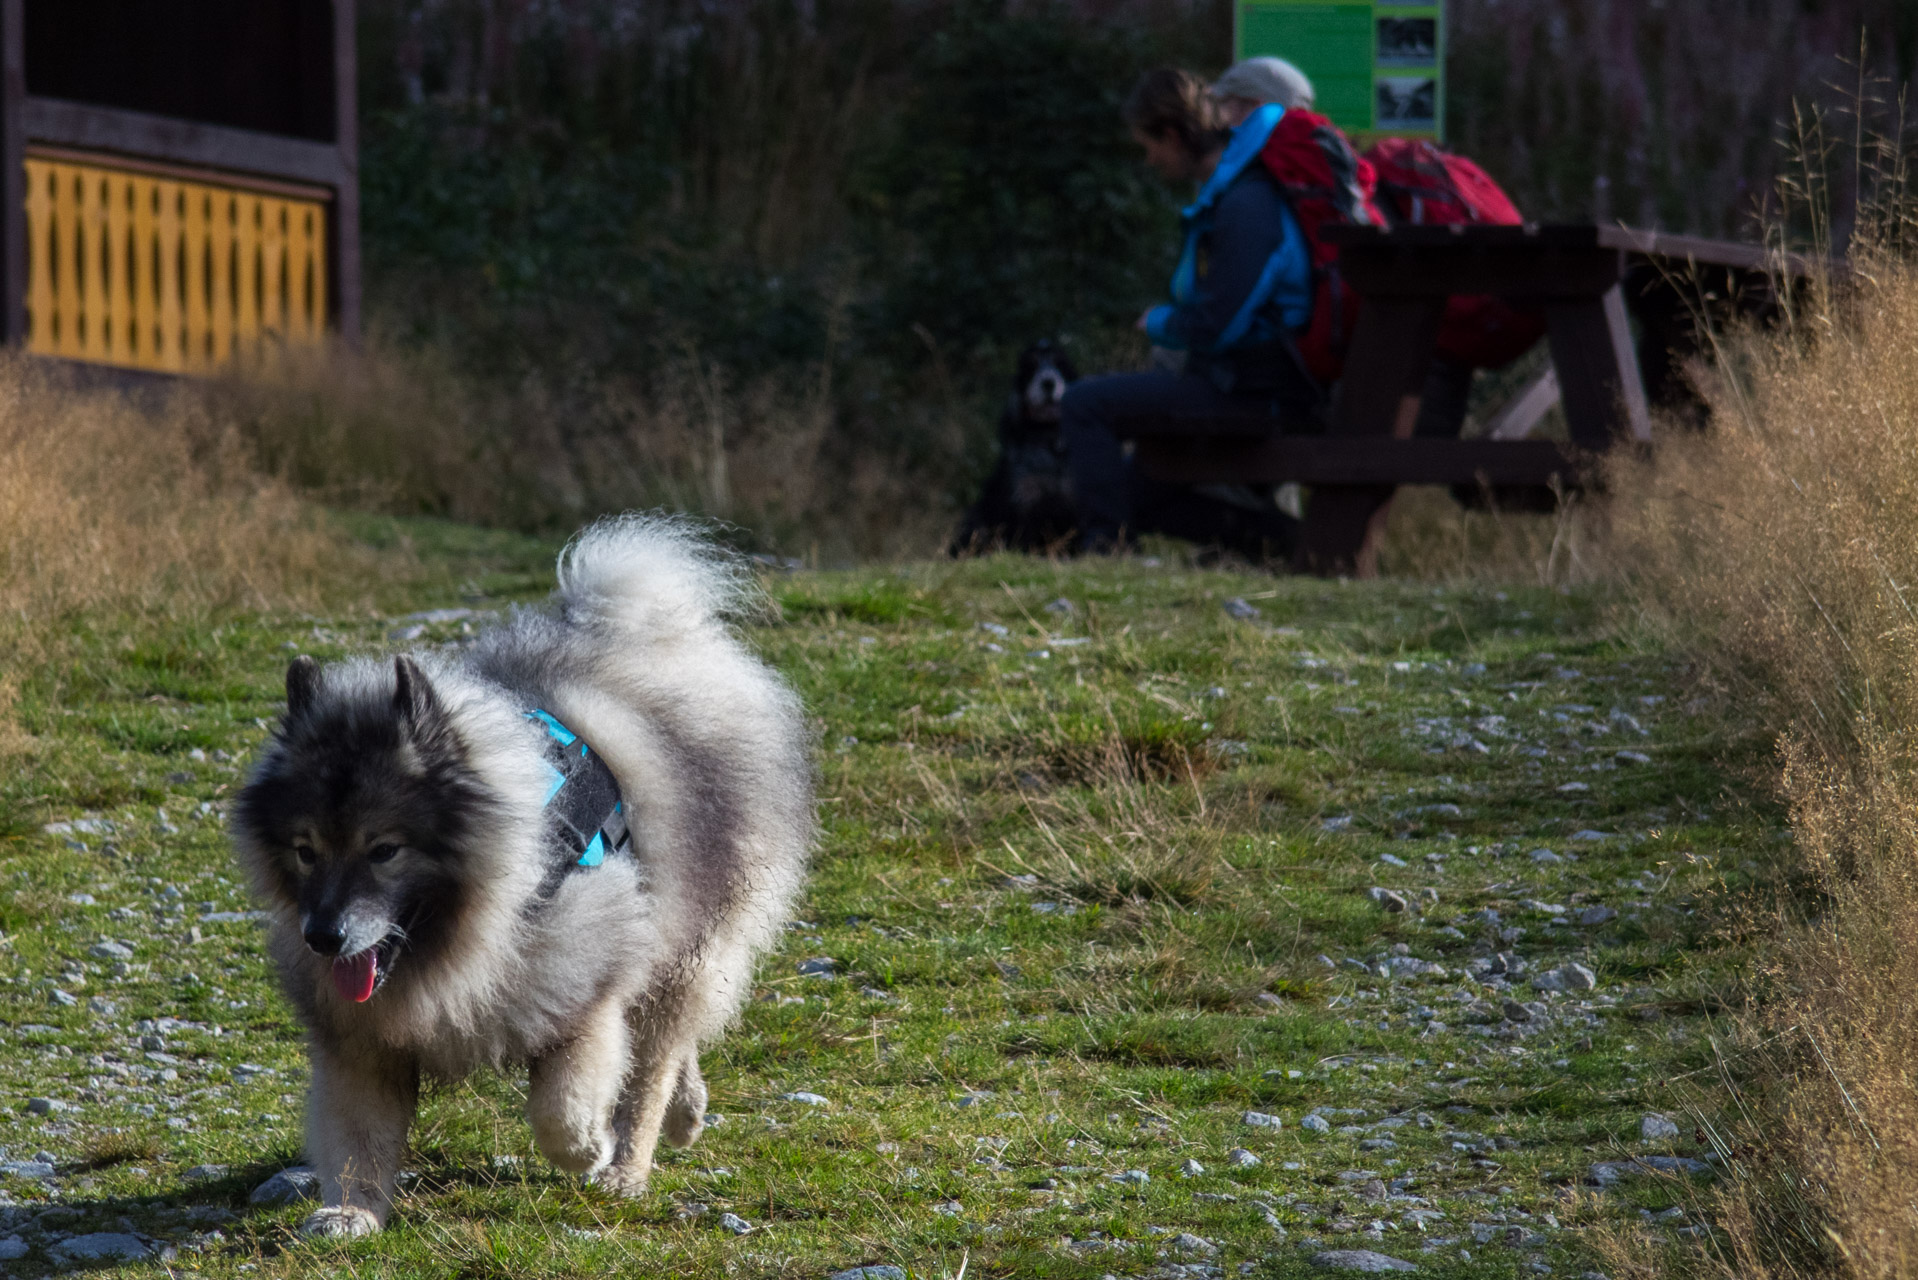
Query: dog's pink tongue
xmin=332 ymin=951 xmax=377 ymax=1003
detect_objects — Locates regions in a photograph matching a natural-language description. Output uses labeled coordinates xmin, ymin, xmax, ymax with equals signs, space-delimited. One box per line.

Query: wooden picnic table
xmin=1125 ymin=223 xmax=1809 ymax=576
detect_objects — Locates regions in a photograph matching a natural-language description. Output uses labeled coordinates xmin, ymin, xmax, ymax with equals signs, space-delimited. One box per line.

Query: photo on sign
xmin=1377 ymin=17 xmax=1437 ymax=67
xmin=1376 ymin=76 xmax=1437 ymax=125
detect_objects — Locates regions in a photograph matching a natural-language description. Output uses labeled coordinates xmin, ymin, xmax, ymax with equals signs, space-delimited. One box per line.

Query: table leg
xmin=1545 ymin=284 xmax=1652 ymax=447
xmin=1294 ymin=296 xmax=1445 ymax=577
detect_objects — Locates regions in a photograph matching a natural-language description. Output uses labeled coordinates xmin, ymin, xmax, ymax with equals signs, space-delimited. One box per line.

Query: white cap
xmin=1211 ymin=57 xmax=1315 ymax=110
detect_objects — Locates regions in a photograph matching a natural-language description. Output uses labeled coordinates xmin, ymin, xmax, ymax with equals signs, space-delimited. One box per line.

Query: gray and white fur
xmin=229 ymin=515 xmax=813 ymax=1236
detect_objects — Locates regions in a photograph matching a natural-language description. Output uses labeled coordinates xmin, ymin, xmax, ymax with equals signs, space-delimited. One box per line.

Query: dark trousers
xmin=1059 ymin=368 xmax=1314 ymax=552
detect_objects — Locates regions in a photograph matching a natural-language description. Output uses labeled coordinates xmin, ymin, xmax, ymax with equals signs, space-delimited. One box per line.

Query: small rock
xmin=1043 ymin=597 xmax=1075 ymax=615
xmin=1529 ymin=849 xmax=1563 ymax=864
xmin=47 ymin=988 xmax=78 ymax=1008
xmin=88 ymin=940 xmax=134 ymax=960
xmin=1368 ymin=888 xmax=1409 ymax=913
xmin=796 ymin=957 xmax=836 ymax=977
xmin=1180 ymin=1158 xmax=1205 ymax=1177
xmin=717 ymin=1211 xmax=753 ymax=1234
xmin=1615 ymin=751 xmax=1651 ymax=765
xmin=1111 ymin=1169 xmax=1149 ymax=1186
xmin=1173 ymin=1232 xmax=1218 ymax=1254
xmin=0 ymin=1237 xmax=25 ymax=1260
xmin=51 ymin=1233 xmax=151 ymax=1261
xmin=183 ymin=1163 xmax=228 ymax=1181
xmin=954 ymin=1091 xmax=995 ymax=1107
xmin=1587 ymin=1156 xmax=1712 ymax=1187
xmin=1310 ymin=1249 xmax=1419 ymax=1272
xmin=1640 ymin=1114 xmax=1681 ymax=1141
xmin=25 ymin=1098 xmax=65 ymax=1115
xmin=1577 ymin=906 xmax=1618 ymax=926
xmin=0 ymin=1160 xmax=54 ymax=1178
xmin=1242 ymin=1111 xmax=1283 ymax=1129
xmin=1569 ymin=829 xmax=1612 ymax=842
xmin=1223 ymin=597 xmax=1261 ymax=620
xmin=1557 ymin=782 xmax=1591 ymax=793
xmin=780 ymin=1091 xmax=831 ymax=1107
xmin=1489 ymin=951 xmax=1526 ymax=977
xmin=250 ymin=1166 xmax=321 ymax=1205
xmin=1378 ymin=853 xmax=1408 ymax=869
xmin=828 ymin=1269 xmax=909 ymax=1280
xmin=931 ymin=1200 xmax=963 ymax=1215
xmin=1227 ymin=1148 xmax=1262 ymax=1168
xmin=1301 ymin=1114 xmax=1332 ymax=1134
xmin=1534 ymin=963 xmax=1597 ymax=992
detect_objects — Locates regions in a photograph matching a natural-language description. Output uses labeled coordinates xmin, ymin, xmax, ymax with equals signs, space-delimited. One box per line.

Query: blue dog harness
xmin=525 ymin=709 xmax=631 ymax=900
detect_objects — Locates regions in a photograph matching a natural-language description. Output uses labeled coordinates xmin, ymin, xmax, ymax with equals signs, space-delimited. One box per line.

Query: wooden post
xmin=1293 ymin=296 xmax=1446 ymax=577
xmin=1544 ymin=283 xmax=1652 ymax=448
xmin=0 ymin=0 xmax=24 ymax=347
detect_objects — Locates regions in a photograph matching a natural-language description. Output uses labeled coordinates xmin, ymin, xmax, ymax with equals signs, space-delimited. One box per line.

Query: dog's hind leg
xmin=593 ymin=1033 xmax=694 ymax=1198
xmin=528 ymin=998 xmax=629 ymax=1176
xmin=300 ymin=1043 xmax=418 ymax=1237
xmin=662 ymin=1049 xmax=706 ymax=1149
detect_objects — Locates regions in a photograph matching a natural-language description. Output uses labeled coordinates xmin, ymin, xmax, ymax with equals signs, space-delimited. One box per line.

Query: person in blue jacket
xmin=1061 ymin=68 xmax=1320 ymax=555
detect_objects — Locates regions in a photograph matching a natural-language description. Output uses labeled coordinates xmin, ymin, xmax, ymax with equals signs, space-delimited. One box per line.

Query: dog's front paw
xmin=301 ymin=1206 xmax=383 ymax=1238
xmin=590 ymin=1162 xmax=651 ymax=1199
xmin=534 ymin=1126 xmax=614 ymax=1176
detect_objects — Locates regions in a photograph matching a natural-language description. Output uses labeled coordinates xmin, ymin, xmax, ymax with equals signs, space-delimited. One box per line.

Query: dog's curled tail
xmin=556 ymin=513 xmax=758 ymax=642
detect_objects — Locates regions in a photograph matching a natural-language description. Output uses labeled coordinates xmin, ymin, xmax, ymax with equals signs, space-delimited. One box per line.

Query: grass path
xmin=0 ymin=526 xmax=1770 ymax=1278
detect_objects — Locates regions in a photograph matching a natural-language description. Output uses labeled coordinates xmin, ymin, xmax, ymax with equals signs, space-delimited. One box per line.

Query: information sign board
xmin=1233 ymin=0 xmax=1443 ymax=140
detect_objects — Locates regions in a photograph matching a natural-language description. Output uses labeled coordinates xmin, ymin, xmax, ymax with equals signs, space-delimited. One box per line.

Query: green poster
xmin=1234 ymin=0 xmax=1443 ymax=140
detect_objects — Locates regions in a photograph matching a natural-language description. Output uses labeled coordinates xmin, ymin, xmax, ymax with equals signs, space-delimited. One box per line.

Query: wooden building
xmin=0 ymin=0 xmax=357 ymax=374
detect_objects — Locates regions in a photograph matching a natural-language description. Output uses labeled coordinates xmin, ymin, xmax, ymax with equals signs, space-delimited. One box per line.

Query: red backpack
xmin=1364 ymin=138 xmax=1545 ymax=369
xmin=1255 ymin=108 xmax=1386 ymax=384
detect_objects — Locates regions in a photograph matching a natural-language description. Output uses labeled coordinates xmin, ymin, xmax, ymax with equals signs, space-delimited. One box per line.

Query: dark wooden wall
xmin=25 ymin=1 xmax=336 ymax=143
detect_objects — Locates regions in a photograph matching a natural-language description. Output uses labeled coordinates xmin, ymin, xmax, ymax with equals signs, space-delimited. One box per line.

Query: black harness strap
xmin=524 ymin=709 xmax=632 ymax=906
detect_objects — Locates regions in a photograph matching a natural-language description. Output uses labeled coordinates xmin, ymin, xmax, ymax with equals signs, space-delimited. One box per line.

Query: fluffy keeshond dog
xmin=230 ymin=516 xmax=813 ymax=1237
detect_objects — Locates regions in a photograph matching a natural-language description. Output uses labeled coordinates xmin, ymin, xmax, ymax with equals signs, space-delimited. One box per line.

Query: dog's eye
xmin=294 ymin=845 xmax=316 ymax=866
xmin=367 ymin=844 xmax=402 ymax=864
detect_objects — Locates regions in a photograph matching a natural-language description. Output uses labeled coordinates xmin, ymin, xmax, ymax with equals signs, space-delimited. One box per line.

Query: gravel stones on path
xmin=50 ymin=1233 xmax=151 ymax=1262
xmin=1588 ymin=1155 xmax=1712 ymax=1187
xmin=1640 ymin=1114 xmax=1681 ymax=1141
xmin=1310 ymin=1248 xmax=1419 ymax=1272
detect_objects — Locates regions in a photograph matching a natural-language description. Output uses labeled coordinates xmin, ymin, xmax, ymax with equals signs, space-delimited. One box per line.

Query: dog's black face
xmin=1011 ymin=339 xmax=1077 ymax=426
xmin=232 ymin=656 xmax=494 ymax=1004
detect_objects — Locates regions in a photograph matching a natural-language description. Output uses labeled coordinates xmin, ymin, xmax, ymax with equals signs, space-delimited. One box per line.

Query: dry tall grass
xmin=0 ymin=359 xmax=347 ymax=675
xmin=1608 ymin=229 xmax=1918 ymax=1274
xmin=208 ymin=337 xmax=958 ymax=559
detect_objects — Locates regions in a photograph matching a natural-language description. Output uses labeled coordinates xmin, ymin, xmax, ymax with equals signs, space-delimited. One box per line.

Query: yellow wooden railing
xmin=23 ymin=149 xmax=329 ymax=373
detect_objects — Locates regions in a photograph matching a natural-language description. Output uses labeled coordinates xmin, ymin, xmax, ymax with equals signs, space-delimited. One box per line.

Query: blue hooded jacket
xmin=1142 ymin=104 xmax=1312 ymax=354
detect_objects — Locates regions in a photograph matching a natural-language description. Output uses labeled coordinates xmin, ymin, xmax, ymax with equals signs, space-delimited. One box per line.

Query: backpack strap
xmin=1213 ymin=196 xmax=1311 ymax=351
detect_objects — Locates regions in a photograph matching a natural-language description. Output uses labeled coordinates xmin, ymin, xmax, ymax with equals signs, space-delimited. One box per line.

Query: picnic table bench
xmin=1122 ymin=223 xmax=1808 ymax=576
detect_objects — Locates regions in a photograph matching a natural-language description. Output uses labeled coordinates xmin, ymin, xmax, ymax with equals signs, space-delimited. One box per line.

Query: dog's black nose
xmin=303 ymin=920 xmax=346 ymax=956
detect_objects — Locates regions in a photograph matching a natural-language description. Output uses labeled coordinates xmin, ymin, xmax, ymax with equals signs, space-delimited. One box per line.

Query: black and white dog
xmin=231 ymin=517 xmax=813 ymax=1236
xmin=949 ymin=340 xmax=1080 ymax=555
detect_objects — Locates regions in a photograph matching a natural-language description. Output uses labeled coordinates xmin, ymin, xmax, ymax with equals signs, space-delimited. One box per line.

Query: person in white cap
xmin=1211 ymin=57 xmax=1315 ymax=127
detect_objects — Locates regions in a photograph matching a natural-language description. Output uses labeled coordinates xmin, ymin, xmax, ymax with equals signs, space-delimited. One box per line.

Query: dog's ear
xmin=285 ymin=656 xmax=322 ymax=720
xmin=392 ymin=655 xmax=442 ymax=728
